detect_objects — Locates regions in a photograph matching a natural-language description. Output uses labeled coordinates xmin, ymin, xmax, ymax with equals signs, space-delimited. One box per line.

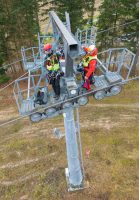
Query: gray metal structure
xmin=75 ymin=26 xmax=97 ymax=46
xmin=49 ymin=11 xmax=84 ymax=190
xmin=64 ymin=105 xmax=83 ymax=190
xmin=13 ymin=11 xmax=138 ymax=191
xmin=13 ymin=47 xmax=136 ymax=115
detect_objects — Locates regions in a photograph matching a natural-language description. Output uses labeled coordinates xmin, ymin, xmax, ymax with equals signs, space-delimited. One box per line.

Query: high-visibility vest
xmin=47 ymin=65 xmax=53 ymax=71
xmin=82 ymin=55 xmax=97 ymax=67
xmin=46 ymin=57 xmax=53 ymax=71
xmin=49 ymin=55 xmax=60 ymax=71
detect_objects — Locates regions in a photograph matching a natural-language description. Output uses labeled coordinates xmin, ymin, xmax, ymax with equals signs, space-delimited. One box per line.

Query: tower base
xmin=65 ymin=168 xmax=89 ymax=192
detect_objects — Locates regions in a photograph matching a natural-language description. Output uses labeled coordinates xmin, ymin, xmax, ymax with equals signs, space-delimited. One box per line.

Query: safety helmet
xmin=83 ymin=44 xmax=96 ymax=52
xmin=88 ymin=44 xmax=96 ymax=52
xmin=84 ymin=44 xmax=98 ymax=56
xmin=43 ymin=43 xmax=52 ymax=51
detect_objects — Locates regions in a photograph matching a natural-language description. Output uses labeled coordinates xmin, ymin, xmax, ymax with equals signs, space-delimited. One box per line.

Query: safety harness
xmin=46 ymin=54 xmax=60 ymax=71
xmin=82 ymin=55 xmax=97 ymax=67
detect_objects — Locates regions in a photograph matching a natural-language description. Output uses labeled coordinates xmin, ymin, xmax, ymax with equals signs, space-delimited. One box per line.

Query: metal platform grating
xmin=94 ymin=75 xmax=109 ymax=88
xmin=35 ymin=59 xmax=43 ymax=66
xmin=25 ymin=59 xmax=43 ymax=71
xmin=105 ymin=72 xmax=122 ymax=84
xmin=24 ymin=62 xmax=34 ymax=70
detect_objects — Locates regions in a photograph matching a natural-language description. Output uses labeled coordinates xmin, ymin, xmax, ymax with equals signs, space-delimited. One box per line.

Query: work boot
xmin=53 ymin=94 xmax=58 ymax=98
xmin=55 ymin=95 xmax=60 ymax=100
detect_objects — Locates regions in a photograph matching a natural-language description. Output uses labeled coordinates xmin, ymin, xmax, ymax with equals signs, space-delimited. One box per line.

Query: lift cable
xmin=0 ymin=57 xmax=48 ymax=93
xmin=0 ymin=52 xmax=40 ymax=70
xmin=115 ymin=31 xmax=139 ymax=41
xmin=0 ymin=72 xmax=28 ymax=93
xmin=97 ymin=19 xmax=139 ymax=34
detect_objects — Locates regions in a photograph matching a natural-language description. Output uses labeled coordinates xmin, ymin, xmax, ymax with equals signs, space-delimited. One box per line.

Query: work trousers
xmin=82 ymin=71 xmax=95 ymax=90
xmin=51 ymin=76 xmax=60 ymax=96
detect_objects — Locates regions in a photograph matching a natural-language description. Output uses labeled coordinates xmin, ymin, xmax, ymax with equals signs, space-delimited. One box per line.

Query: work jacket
xmin=82 ymin=55 xmax=97 ymax=78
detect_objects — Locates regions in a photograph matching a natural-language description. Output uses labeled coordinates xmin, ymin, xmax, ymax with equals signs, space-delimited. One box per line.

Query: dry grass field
xmin=0 ymin=80 xmax=139 ymax=200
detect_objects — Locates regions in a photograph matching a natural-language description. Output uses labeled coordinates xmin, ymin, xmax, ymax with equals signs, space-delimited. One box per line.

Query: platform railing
xmin=97 ymin=48 xmax=135 ymax=80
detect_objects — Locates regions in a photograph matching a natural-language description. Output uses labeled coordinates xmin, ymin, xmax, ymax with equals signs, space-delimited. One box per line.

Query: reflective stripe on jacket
xmin=46 ymin=55 xmax=60 ymax=71
xmin=83 ymin=55 xmax=97 ymax=67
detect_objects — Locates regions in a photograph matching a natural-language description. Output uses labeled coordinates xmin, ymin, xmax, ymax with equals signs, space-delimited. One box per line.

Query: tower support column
xmin=63 ymin=105 xmax=84 ymax=191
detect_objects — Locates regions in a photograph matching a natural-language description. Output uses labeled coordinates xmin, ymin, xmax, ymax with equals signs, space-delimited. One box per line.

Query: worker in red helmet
xmin=82 ymin=44 xmax=98 ymax=90
xmin=44 ymin=43 xmax=52 ymax=51
xmin=43 ymin=43 xmax=53 ymax=58
xmin=44 ymin=43 xmax=62 ymax=100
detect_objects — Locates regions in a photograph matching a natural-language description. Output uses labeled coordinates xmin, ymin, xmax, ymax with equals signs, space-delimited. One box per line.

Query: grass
xmin=0 ymin=81 xmax=139 ymax=199
xmin=88 ymin=80 xmax=139 ymax=105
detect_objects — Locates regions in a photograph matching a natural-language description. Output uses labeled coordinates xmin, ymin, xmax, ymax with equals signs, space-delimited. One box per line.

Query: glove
xmin=85 ymin=76 xmax=88 ymax=80
xmin=77 ymin=63 xmax=84 ymax=72
xmin=60 ymin=71 xmax=64 ymax=76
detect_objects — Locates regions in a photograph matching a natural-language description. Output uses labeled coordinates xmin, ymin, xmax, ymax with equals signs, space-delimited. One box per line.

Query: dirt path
xmin=88 ymin=103 xmax=139 ymax=108
xmin=0 ymin=152 xmax=57 ymax=170
xmin=0 ymin=168 xmax=54 ymax=186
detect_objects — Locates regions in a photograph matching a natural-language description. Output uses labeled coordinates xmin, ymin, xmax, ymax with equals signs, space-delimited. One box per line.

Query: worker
xmin=82 ymin=44 xmax=98 ymax=90
xmin=56 ymin=46 xmax=65 ymax=60
xmin=43 ymin=43 xmax=61 ymax=100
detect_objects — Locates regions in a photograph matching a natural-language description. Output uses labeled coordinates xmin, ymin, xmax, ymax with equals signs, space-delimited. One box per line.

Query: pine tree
xmin=0 ymin=0 xmax=41 ymax=75
xmin=0 ymin=2 xmax=7 ymax=67
xmin=120 ymin=0 xmax=139 ymax=52
xmin=0 ymin=0 xmax=10 ymax=83
xmin=53 ymin=0 xmax=85 ymax=33
xmin=39 ymin=0 xmax=55 ymax=22
xmin=11 ymin=0 xmax=40 ymax=48
xmin=39 ymin=0 xmax=96 ymax=34
xmin=82 ymin=0 xmax=96 ymax=26
xmin=42 ymin=0 xmax=84 ymax=33
xmin=97 ymin=0 xmax=139 ymax=51
xmin=97 ymin=0 xmax=122 ymax=51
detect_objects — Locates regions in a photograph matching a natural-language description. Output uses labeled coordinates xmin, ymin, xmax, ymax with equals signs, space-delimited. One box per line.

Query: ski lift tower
xmin=49 ymin=11 xmax=85 ymax=191
xmin=13 ymin=11 xmax=137 ymax=192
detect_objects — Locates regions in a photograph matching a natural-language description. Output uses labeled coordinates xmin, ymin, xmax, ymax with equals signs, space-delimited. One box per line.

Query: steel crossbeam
xmin=49 ymin=11 xmax=79 ymax=77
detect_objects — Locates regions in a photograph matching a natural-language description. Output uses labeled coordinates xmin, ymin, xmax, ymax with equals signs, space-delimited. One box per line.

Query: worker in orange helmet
xmin=82 ymin=44 xmax=98 ymax=90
